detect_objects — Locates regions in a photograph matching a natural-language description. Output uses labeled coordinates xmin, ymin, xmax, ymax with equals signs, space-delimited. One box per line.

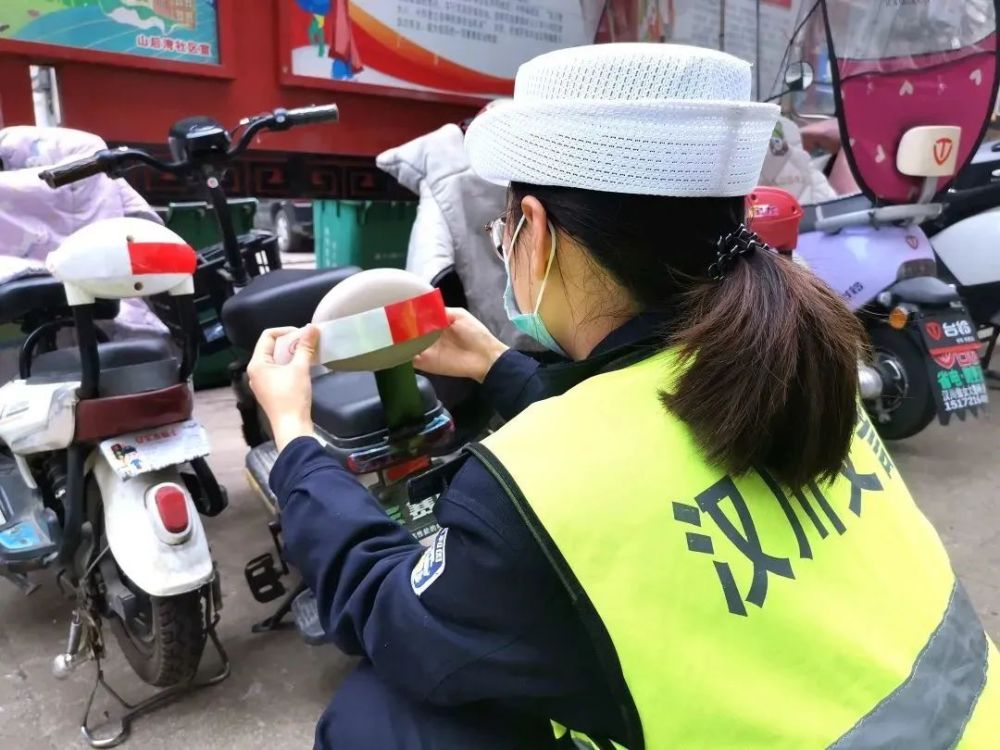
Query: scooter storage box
xmin=310 ymin=370 xmax=443 ymax=452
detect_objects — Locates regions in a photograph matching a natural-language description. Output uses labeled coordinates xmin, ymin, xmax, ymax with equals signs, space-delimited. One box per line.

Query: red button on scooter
xmin=154 ymin=485 xmax=190 ymax=535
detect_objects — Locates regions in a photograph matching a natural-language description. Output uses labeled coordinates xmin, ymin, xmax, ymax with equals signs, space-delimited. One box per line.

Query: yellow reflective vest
xmin=472 ymin=350 xmax=1000 ymax=749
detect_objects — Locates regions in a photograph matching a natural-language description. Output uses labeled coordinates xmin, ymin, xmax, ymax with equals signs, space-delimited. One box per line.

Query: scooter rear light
xmin=385 ymin=456 xmax=431 ymax=483
xmin=154 ymin=485 xmax=190 ymax=534
xmin=345 ymin=413 xmax=454 ymax=476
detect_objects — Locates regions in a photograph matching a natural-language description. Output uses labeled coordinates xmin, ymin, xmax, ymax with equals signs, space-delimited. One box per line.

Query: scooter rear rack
xmin=80 ymin=586 xmax=231 ymax=748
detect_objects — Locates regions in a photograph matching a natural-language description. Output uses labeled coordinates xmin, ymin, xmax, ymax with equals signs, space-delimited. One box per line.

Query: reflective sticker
xmin=127 ymin=241 xmax=197 ymax=275
xmin=384 ymin=289 xmax=448 ymax=343
xmin=0 ymin=522 xmax=40 ymax=550
xmin=410 ymin=528 xmax=448 ymax=597
xmin=830 ymin=583 xmax=988 ymax=749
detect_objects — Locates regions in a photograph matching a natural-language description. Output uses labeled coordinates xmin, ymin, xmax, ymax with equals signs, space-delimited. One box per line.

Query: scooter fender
xmin=92 ymin=455 xmax=213 ymax=598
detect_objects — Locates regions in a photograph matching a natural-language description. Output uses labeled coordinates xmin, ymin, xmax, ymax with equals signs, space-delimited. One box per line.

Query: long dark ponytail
xmin=509 ymin=183 xmax=865 ymax=489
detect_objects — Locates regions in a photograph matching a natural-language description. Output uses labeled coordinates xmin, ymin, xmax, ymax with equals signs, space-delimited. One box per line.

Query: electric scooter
xmin=763 ymin=0 xmax=998 ymax=439
xmin=762 ymin=71 xmax=988 ymax=440
xmin=923 ymin=139 xmax=1000 ymax=374
xmin=792 ymin=185 xmax=982 ymax=440
xmin=790 ymin=120 xmax=1000 ymax=378
xmin=0 ymin=216 xmax=229 ymax=746
xmin=36 ymin=104 xmax=457 ymax=646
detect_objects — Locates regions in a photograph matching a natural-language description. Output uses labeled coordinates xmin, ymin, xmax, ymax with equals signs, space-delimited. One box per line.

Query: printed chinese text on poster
xmin=0 ymin=1 xmax=220 ymax=65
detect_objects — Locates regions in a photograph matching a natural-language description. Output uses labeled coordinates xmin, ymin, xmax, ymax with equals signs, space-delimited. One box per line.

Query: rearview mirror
xmin=784 ymin=61 xmax=815 ymax=92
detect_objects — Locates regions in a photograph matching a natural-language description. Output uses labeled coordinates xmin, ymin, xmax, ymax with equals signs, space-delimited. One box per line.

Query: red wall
xmin=0 ymin=58 xmax=34 ymax=128
xmin=0 ymin=0 xmax=478 ymax=156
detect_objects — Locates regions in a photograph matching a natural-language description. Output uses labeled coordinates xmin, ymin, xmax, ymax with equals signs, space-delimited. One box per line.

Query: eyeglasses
xmin=484 ymin=217 xmax=507 ymax=259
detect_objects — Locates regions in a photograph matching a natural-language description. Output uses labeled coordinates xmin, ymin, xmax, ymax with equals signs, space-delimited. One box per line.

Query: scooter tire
xmin=109 ymin=588 xmax=207 ymax=688
xmin=866 ymin=325 xmax=936 ymax=441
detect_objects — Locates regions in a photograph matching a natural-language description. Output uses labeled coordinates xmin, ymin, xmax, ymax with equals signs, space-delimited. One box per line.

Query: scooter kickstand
xmin=251 ymin=580 xmax=307 ymax=633
xmin=80 ymin=590 xmax=232 ymax=748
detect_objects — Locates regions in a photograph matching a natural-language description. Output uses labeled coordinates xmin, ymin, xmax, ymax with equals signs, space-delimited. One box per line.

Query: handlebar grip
xmin=283 ymin=104 xmax=340 ymax=126
xmin=39 ymin=156 xmax=105 ymax=188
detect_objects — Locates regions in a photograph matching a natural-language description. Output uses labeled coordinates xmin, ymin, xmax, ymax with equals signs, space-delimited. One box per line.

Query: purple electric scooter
xmin=779 ymin=0 xmax=998 ymax=439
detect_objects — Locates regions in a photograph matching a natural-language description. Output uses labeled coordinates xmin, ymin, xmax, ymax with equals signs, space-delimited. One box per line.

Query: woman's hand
xmin=414 ymin=308 xmax=508 ymax=383
xmin=248 ymin=325 xmax=320 ymax=451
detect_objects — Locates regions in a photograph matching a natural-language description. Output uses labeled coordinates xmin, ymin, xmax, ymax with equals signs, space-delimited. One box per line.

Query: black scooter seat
xmin=28 ymin=338 xmax=178 ymax=397
xmin=0 ymin=273 xmax=118 ymax=325
xmin=311 ymin=370 xmax=440 ymax=441
xmin=221 ymin=267 xmax=360 ymax=352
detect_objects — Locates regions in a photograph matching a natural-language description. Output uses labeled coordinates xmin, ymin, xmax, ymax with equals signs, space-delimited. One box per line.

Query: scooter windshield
xmin=823 ymin=0 xmax=999 ymax=203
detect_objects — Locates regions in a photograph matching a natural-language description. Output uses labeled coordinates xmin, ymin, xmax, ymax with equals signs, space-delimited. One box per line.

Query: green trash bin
xmin=314 ymin=200 xmax=417 ymax=270
xmin=152 ymin=199 xmax=260 ymax=390
xmin=156 ymin=199 xmax=258 ymax=247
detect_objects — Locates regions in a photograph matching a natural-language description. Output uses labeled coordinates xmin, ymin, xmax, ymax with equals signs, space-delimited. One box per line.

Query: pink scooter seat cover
xmin=275 ymin=269 xmax=448 ymax=371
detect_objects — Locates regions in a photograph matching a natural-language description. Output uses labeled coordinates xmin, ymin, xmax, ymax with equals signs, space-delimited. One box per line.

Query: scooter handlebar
xmin=39 ymin=155 xmax=106 ymax=188
xmin=283 ymin=104 xmax=340 ymax=126
xmin=230 ymin=104 xmax=339 ymax=155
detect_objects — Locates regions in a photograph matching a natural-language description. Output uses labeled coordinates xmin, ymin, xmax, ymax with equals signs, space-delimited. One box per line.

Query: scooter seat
xmin=311 ymin=370 xmax=440 ymax=441
xmin=28 ymin=339 xmax=178 ymax=397
xmin=0 ymin=273 xmax=118 ymax=325
xmin=221 ymin=267 xmax=360 ymax=352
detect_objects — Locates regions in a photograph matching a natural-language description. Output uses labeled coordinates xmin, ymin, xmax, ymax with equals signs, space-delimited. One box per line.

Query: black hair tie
xmin=708 ymin=225 xmax=765 ymax=281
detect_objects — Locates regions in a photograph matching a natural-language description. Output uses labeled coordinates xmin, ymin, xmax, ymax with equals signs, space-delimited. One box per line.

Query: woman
xmin=249 ymin=44 xmax=999 ymax=749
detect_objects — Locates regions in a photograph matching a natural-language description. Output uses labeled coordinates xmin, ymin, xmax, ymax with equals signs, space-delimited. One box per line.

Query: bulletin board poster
xmin=285 ymin=0 xmax=803 ymax=98
xmin=0 ymin=0 xmax=220 ymax=65
xmin=285 ymin=0 xmax=603 ymax=96
xmin=596 ymin=0 xmax=805 ymax=99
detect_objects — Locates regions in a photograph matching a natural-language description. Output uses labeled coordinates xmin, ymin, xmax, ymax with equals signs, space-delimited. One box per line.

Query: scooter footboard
xmin=91 ymin=455 xmax=214 ymax=598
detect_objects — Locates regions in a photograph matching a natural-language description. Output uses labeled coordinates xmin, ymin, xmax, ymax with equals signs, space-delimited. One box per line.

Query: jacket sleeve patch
xmin=410 ymin=527 xmax=448 ymax=597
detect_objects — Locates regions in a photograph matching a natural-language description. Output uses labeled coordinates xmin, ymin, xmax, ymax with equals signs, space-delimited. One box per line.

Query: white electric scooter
xmin=0 ymin=216 xmax=229 ymax=747
xmin=923 ymin=138 xmax=1000 ymax=376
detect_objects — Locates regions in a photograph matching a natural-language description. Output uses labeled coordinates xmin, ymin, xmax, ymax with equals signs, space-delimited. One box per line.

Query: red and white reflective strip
xmin=127 ymin=241 xmax=197 ymax=276
xmin=317 ymin=289 xmax=448 ymax=363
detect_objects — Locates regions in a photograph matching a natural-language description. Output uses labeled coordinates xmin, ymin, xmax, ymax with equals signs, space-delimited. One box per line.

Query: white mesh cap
xmin=465 ymin=43 xmax=780 ymax=197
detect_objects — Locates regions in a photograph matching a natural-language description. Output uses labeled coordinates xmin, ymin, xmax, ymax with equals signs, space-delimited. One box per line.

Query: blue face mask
xmin=502 ymin=216 xmax=567 ymax=357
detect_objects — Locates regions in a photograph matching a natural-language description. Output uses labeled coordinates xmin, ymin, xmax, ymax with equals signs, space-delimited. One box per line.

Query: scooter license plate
xmin=99 ymin=419 xmax=211 ymax=480
xmin=917 ymin=311 xmax=989 ymax=423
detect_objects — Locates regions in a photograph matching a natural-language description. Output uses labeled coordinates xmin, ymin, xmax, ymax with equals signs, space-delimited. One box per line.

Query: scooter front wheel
xmin=866 ymin=324 xmax=936 ymax=440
